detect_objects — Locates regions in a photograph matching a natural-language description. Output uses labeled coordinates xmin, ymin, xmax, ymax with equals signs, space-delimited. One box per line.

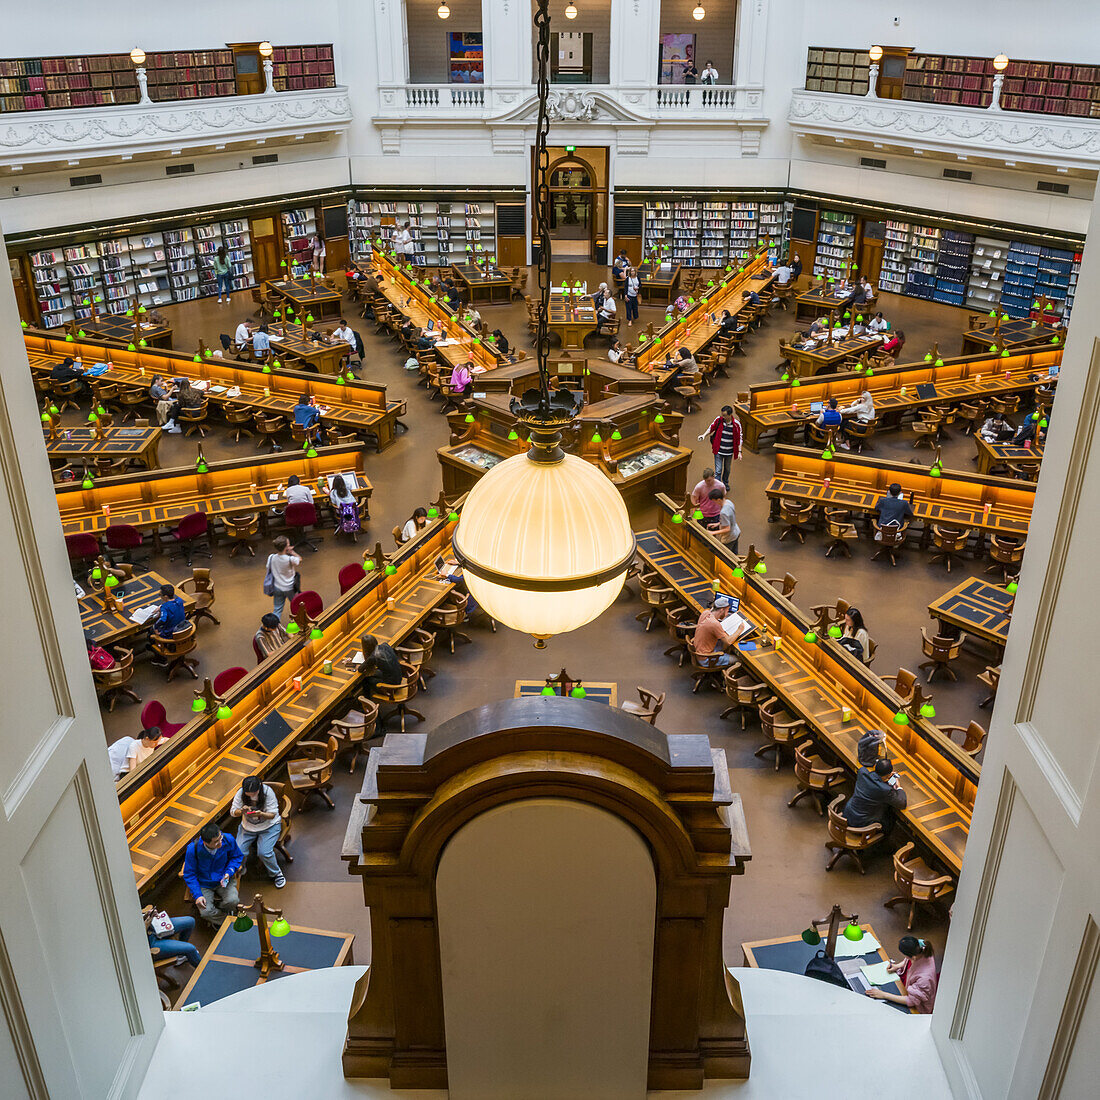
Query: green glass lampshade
xmin=305 ymin=313 xmax=314 ymax=323
xmin=1006 ymin=580 xmax=1019 ymax=594
xmin=989 ymin=345 xmax=997 ymax=353
xmin=1032 ymin=300 xmax=1040 ymax=310
xmin=1051 ymin=336 xmax=1060 ymax=344
xmin=41 ymin=412 xmax=51 ymax=423
xmin=138 ymin=305 xmax=146 ymax=314
xmin=49 ymin=404 xmax=59 ymax=415
xmin=310 ymin=627 xmax=323 ymax=640
xmin=754 ymin=562 xmax=767 ymax=574
xmin=1001 ymin=314 xmax=1009 ymax=321
xmin=20 ymin=319 xmax=28 ymax=328
xmin=384 ymin=564 xmax=397 ymax=576
xmin=801 ymin=927 xmax=822 ymax=946
xmin=272 ymin=360 xmax=281 ymax=369
xmin=464 ymin=413 xmax=475 ymax=424
xmin=930 ymin=467 xmax=941 ymax=478
xmin=570 ymin=686 xmax=587 ymax=699
xmin=216 ymin=705 xmax=232 ymax=720
xmin=843 ymin=311 xmax=850 ymax=320
xmin=935 ymin=358 xmax=944 ymax=367
xmin=732 ymin=566 xmax=744 ymax=579
xmin=286 ymin=621 xmax=301 ymax=635
xmin=105 ymin=574 xmax=119 ymax=588
xmin=653 ymin=413 xmax=665 ymax=424
xmin=448 ymin=511 xmax=459 ymax=521
xmin=855 ymin=314 xmax=863 ymax=322
xmin=638 ymin=334 xmax=647 ymax=343
xmin=193 ymin=354 xmax=201 ymax=363
xmin=65 ymin=333 xmax=74 ymax=341
xmin=803 ymin=631 xmax=818 ymax=643
xmin=204 ymin=348 xmax=212 ymax=357
xmin=791 ymin=378 xmax=801 ymax=387
xmin=591 ymin=431 xmax=602 ymax=444
xmin=81 ymin=476 xmax=94 ymax=490
xmin=270 ymin=917 xmax=291 ymax=938
xmin=781 ymin=373 xmax=790 ymax=382
xmin=1001 ymin=350 xmax=1010 ymax=358
xmin=828 ymin=625 xmax=843 ymax=638
xmin=821 ymin=448 xmax=833 ymax=460
xmin=541 ymin=685 xmax=556 ymax=696
xmin=363 ymin=558 xmax=376 ymax=571
xmin=919 ymin=703 xmax=936 ymax=718
xmin=127 ymin=342 xmax=136 ymax=351
xmin=1039 ymin=418 xmax=1048 ymax=428
xmin=87 ymin=412 xmax=98 ymax=423
xmin=90 ymin=567 xmax=102 ymax=581
xmin=893 ymin=711 xmax=910 ymax=725
xmin=196 ymin=461 xmax=208 ymax=473
xmin=280 ymin=259 xmax=287 ymax=267
xmin=924 ymin=353 xmax=933 ymax=362
xmin=286 ymin=306 xmax=294 ymax=316
xmin=864 ymin=367 xmax=874 ymax=377
xmin=843 ymin=922 xmax=864 ymax=942
xmin=507 ymin=429 xmax=519 ymax=441
xmin=232 ymin=915 xmax=254 ymax=932
xmin=671 ymin=513 xmax=683 ymax=524
xmin=611 ymin=429 xmax=622 ymax=441
xmin=988 ymin=309 xmax=996 ymax=317
xmin=305 ymin=447 xmax=318 ymax=458
xmin=191 ymin=697 xmax=206 ymax=713
xmin=692 ymin=509 xmax=704 ymax=521
xmin=261 ymin=363 xmax=273 ymax=374
xmin=77 ymin=329 xmax=86 ymax=338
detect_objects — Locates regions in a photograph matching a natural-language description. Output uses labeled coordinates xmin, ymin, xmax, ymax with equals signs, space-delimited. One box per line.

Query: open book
xmin=714 ymin=593 xmax=758 ymax=644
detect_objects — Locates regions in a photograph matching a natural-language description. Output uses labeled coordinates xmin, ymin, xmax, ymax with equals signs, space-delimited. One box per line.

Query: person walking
xmin=213 ymin=245 xmax=233 ymax=302
xmin=265 ymin=535 xmax=301 ymax=619
xmin=624 ymin=266 xmax=640 ymax=327
xmin=699 ymin=405 xmax=742 ymax=486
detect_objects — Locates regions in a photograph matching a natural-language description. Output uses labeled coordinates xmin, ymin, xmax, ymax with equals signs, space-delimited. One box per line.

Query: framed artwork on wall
xmin=658 ymin=34 xmax=696 ymax=85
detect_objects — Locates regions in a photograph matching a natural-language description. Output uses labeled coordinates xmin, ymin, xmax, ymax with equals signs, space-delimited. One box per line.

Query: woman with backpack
xmin=264 ymin=536 xmax=300 ymax=619
xmin=329 ymin=474 xmax=362 ymax=540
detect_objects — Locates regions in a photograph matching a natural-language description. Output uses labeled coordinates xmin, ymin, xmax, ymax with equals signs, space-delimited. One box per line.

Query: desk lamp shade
xmin=453 ymin=451 xmax=634 ymax=642
xmin=232 ymin=915 xmax=253 ymax=933
xmin=843 ymin=922 xmax=864 ymax=941
xmin=270 ymin=917 xmax=291 ymax=938
xmin=801 ymin=927 xmax=822 ymax=946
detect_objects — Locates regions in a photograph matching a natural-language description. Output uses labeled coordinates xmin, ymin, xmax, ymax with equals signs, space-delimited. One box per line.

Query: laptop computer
xmin=916 ymin=382 xmax=938 ymax=400
xmin=809 ymin=401 xmax=823 ymax=414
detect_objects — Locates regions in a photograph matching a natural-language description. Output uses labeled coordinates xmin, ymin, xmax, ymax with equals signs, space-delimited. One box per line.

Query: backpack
xmin=87 ymin=644 xmax=116 ymax=670
xmin=804 ymin=949 xmax=849 ymax=989
xmin=837 ymin=636 xmax=865 ymax=661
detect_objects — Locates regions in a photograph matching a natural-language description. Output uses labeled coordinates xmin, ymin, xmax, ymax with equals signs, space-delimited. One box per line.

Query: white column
xmin=0 ymin=217 xmax=163 ymax=1096
xmin=732 ymin=0 xmax=768 ymax=91
xmin=375 ymin=0 xmax=410 ymax=85
xmin=931 ymin=179 xmax=1100 ymax=1096
xmin=610 ymin=0 xmax=661 ymax=87
xmin=483 ymin=0 xmax=531 ymax=88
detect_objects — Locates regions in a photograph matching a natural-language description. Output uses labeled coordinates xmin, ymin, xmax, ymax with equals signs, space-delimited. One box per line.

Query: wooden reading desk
xmin=928 ymin=578 xmax=1013 ymax=654
xmin=781 ymin=331 xmax=884 ymax=377
xmin=636 ymin=495 xmax=976 ymax=877
xmin=266 ymin=324 xmax=349 ymax=376
xmin=514 ymin=680 xmax=617 ymax=706
xmin=548 ymin=293 xmax=599 ymax=350
xmin=974 ymin=435 xmax=1044 ymax=476
xmin=56 ymin=444 xmax=370 ymax=543
xmin=961 ymin=318 xmax=1058 ymax=356
xmin=118 ymin=513 xmax=462 ymax=896
xmin=76 ymin=314 xmax=174 ymax=349
xmin=45 ymin=425 xmax=161 ymax=469
xmin=765 ymin=446 xmax=1033 ymax=540
xmin=734 ymin=346 xmax=1062 ymax=451
xmin=80 ymin=569 xmax=196 ymax=645
xmin=450 ymin=262 xmax=513 ymax=304
xmin=794 ymin=285 xmax=872 ymax=323
xmin=263 ymin=276 xmax=342 ymax=319
xmin=637 ymin=261 xmax=682 ymax=304
xmin=25 ymin=331 xmax=405 ymax=452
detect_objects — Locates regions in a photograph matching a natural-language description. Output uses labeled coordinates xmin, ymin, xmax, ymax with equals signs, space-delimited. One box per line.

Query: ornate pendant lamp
xmin=453 ymin=0 xmax=634 ymax=648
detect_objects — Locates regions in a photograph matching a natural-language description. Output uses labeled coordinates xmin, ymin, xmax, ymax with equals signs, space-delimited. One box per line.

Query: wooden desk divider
xmin=734 ymin=345 xmax=1062 ymax=451
xmin=637 ymin=494 xmax=975 ymax=876
xmin=438 ymin=393 xmax=690 ymax=507
xmin=55 ymin=443 xmax=371 ymax=540
xmin=765 ymin=445 xmax=1034 ymax=538
xmin=118 ymin=503 xmax=464 ymax=896
xmin=633 ymin=251 xmax=773 ymax=372
xmin=24 ymin=330 xmax=406 ymax=451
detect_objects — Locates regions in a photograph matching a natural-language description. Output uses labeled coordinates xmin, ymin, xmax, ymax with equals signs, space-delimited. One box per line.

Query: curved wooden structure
xmin=341 ymin=696 xmax=752 ymax=1090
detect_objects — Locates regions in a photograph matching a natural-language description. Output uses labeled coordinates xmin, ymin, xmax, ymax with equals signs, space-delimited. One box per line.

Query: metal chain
xmin=533 ymin=0 xmax=553 ymax=415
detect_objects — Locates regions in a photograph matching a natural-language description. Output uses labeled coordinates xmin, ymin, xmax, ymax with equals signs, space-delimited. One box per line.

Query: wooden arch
xmin=341 ymin=696 xmax=752 ymax=1090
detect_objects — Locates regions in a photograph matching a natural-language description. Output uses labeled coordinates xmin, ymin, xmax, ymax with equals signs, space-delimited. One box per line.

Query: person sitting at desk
xmin=125 ymin=727 xmax=166 ymax=773
xmin=329 ymin=474 xmax=361 ymax=536
xmin=979 ymin=413 xmax=1014 ymax=442
xmin=866 ymin=936 xmax=938 ymax=1013
xmin=1012 ymin=414 xmax=1045 ymax=446
xmin=491 ymin=329 xmax=511 ymax=356
xmin=719 ymin=309 xmax=743 ymax=334
xmin=867 ymin=311 xmax=889 ymax=333
xmin=183 ymin=823 xmax=244 ymax=928
xmin=790 ymin=253 xmax=803 ymax=281
xmin=742 ymin=288 xmax=761 ymax=307
xmin=332 ymin=317 xmax=357 ymax=354
xmin=880 ymin=329 xmax=905 ymax=357
xmin=143 ymin=905 xmax=200 ymax=970
xmin=231 ymin=776 xmax=286 ymax=889
xmin=693 ymin=596 xmax=736 ymax=669
xmin=443 ymin=279 xmax=461 ymax=310
xmin=843 ymin=757 xmax=907 ymax=828
xmin=597 ymin=294 xmax=617 ymax=332
xmin=49 ymin=355 xmax=89 ymax=394
xmin=810 ymin=398 xmax=844 ymax=447
xmin=839 ymin=606 xmax=871 ymax=663
xmin=841 ymin=389 xmax=876 ymax=423
xmin=465 ymin=306 xmax=482 ymax=330
xmin=361 ymin=634 xmax=403 ymax=721
xmin=284 ymin=474 xmax=314 ymax=507
xmin=612 ymin=249 xmax=629 ymax=292
xmin=875 ymin=482 xmax=914 ymax=527
xmin=253 ymin=612 xmax=290 ymax=661
xmin=402 ymin=507 xmax=428 ymax=543
xmin=252 ymin=323 xmax=271 ymax=359
xmin=659 ymin=347 xmax=698 ymax=397
xmin=108 ymin=736 xmax=135 ymax=781
xmin=591 ymin=283 xmax=609 ymax=311
xmin=808 ymin=316 xmax=829 ymax=336
xmin=772 ymin=261 xmax=792 ymax=287
xmin=840 ymin=277 xmax=871 ymax=309
xmin=691 ymin=467 xmax=726 ymax=528
xmin=607 ymin=339 xmax=623 ymax=364
xmin=233 ymin=319 xmax=253 ymax=352
xmin=450 ymin=361 xmax=474 ymax=397
xmin=151 ymin=584 xmax=186 ymax=639
xmin=293 ymin=396 xmax=328 ymax=445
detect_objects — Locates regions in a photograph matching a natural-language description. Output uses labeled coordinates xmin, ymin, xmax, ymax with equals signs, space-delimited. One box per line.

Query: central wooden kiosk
xmin=341 ymin=696 xmax=752 ymax=1091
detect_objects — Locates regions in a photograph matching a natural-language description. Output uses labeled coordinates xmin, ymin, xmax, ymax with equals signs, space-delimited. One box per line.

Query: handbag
xmin=150 ymin=910 xmax=175 ymax=939
xmin=263 ymin=555 xmax=276 ymax=597
xmin=804 ymin=949 xmax=848 ymax=989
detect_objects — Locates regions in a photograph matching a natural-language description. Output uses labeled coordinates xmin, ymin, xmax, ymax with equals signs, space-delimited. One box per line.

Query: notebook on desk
xmin=714 ymin=593 xmax=758 ymax=643
xmin=916 ymin=383 xmax=938 ymax=399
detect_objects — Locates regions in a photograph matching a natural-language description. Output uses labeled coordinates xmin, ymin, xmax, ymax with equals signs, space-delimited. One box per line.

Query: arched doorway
xmin=540 ymin=151 xmax=604 ymax=261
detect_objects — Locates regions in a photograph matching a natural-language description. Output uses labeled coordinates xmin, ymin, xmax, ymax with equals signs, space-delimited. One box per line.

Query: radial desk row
xmin=118 ymin=513 xmax=462 ymax=896
xmin=636 ymin=495 xmax=976 ymax=878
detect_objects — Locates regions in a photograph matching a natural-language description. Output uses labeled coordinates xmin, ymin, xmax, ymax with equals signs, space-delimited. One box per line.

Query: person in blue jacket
xmin=182 ymin=823 xmax=244 ymax=927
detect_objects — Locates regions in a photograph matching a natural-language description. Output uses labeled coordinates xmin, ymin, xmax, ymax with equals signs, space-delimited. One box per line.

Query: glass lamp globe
xmin=454 ymin=450 xmax=634 ymax=645
xmin=693 ymin=4 xmax=706 ymax=20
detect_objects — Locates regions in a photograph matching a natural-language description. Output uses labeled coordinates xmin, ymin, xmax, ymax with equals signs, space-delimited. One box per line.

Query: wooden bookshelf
xmin=146 ymin=50 xmax=234 ymax=101
xmin=904 ymin=54 xmax=994 ymax=109
xmin=271 ymin=45 xmax=336 ymax=92
xmin=805 ymin=48 xmax=870 ymax=96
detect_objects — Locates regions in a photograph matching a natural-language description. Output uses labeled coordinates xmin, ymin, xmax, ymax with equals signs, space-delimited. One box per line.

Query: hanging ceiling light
xmin=692 ymin=4 xmax=706 ymax=19
xmin=565 ymin=3 xmax=578 ymax=18
xmin=453 ymin=0 xmax=634 ymax=647
xmin=437 ymin=2 xmax=451 ymax=18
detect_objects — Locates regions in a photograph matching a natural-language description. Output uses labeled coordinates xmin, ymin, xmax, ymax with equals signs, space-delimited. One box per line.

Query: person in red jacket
xmin=699 ymin=405 xmax=742 ymax=486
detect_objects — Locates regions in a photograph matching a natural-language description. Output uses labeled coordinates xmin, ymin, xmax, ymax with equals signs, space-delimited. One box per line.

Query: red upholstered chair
xmin=284 ymin=501 xmax=322 ymax=552
xmin=66 ymin=533 xmax=101 ymax=574
xmin=105 ymin=524 xmax=149 ymax=570
xmin=339 ymin=562 xmax=366 ymax=595
xmin=169 ymin=511 xmax=212 ymax=566
xmin=212 ymin=666 xmax=247 ymax=695
xmin=139 ymin=700 xmax=185 ymax=738
xmin=290 ymin=590 xmax=324 ymax=619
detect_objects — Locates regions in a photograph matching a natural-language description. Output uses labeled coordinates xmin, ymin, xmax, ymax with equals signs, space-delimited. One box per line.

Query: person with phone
xmin=182 ymin=824 xmax=244 ymax=927
xmin=231 ymin=777 xmax=286 ymax=889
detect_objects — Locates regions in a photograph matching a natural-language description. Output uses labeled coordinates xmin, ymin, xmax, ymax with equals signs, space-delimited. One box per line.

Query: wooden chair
xmin=954 ymin=402 xmax=983 ymax=435
xmin=719 ymin=667 xmax=769 ymax=729
xmin=92 ymin=647 xmax=141 ymax=711
xmin=910 ymin=415 xmax=942 ymax=449
xmin=824 ymin=510 xmax=859 ymax=558
xmin=329 ymin=697 xmax=382 ymax=773
xmin=178 ymin=569 xmax=220 ymax=627
xmin=825 ymin=794 xmax=885 ymax=873
xmin=919 ymin=628 xmax=966 ymax=683
xmin=766 ymin=572 xmax=798 ymax=599
xmin=370 ymin=661 xmax=425 ymax=733
xmin=754 ymin=696 xmax=806 ymax=771
xmin=884 ymin=843 xmax=955 ymax=930
xmin=685 ymin=640 xmax=727 ymax=694
xmin=427 ymin=594 xmax=471 ymax=653
xmin=805 ymin=421 xmax=831 ymax=449
xmin=222 ymin=513 xmax=260 ymax=558
xmin=179 ymin=400 xmax=210 ymax=438
xmin=118 ymin=387 xmax=149 ymax=422
xmin=264 ymin=781 xmax=296 ymax=866
xmin=871 ymin=522 xmax=907 ymax=566
xmin=809 ymin=597 xmax=850 ymax=630
xmin=986 ymin=535 xmax=1025 ymax=583
xmin=929 ymin=525 xmax=971 ymax=573
xmin=788 ymin=740 xmax=846 ymax=816
xmin=882 ymin=668 xmax=918 ymax=702
xmin=941 ymin=720 xmax=987 ymax=757
xmin=395 ymin=627 xmax=437 ymax=693
xmin=673 ymin=373 xmax=701 ymax=415
xmin=777 ymin=500 xmax=814 ymax=544
xmin=150 ymin=621 xmax=200 ymax=681
xmin=1005 ymin=459 xmax=1041 ymax=482
xmin=619 ymin=687 xmax=665 ymax=725
xmin=285 ymin=735 xmax=338 ymax=813
xmin=51 ymin=378 xmax=84 ymax=412
xmin=845 ymin=417 xmax=877 ymax=453
xmin=254 ymin=412 xmax=286 ymax=452
xmin=224 ymin=403 xmax=254 ymax=443
xmin=635 ymin=571 xmax=679 ymax=631
xmin=977 ymin=664 xmax=1000 ymax=708
xmin=659 ymin=606 xmax=696 ymax=667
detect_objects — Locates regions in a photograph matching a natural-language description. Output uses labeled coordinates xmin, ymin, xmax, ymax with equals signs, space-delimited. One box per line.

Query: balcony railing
xmin=0 ymin=86 xmax=352 ymax=169
xmin=788 ymin=89 xmax=1100 ymax=171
